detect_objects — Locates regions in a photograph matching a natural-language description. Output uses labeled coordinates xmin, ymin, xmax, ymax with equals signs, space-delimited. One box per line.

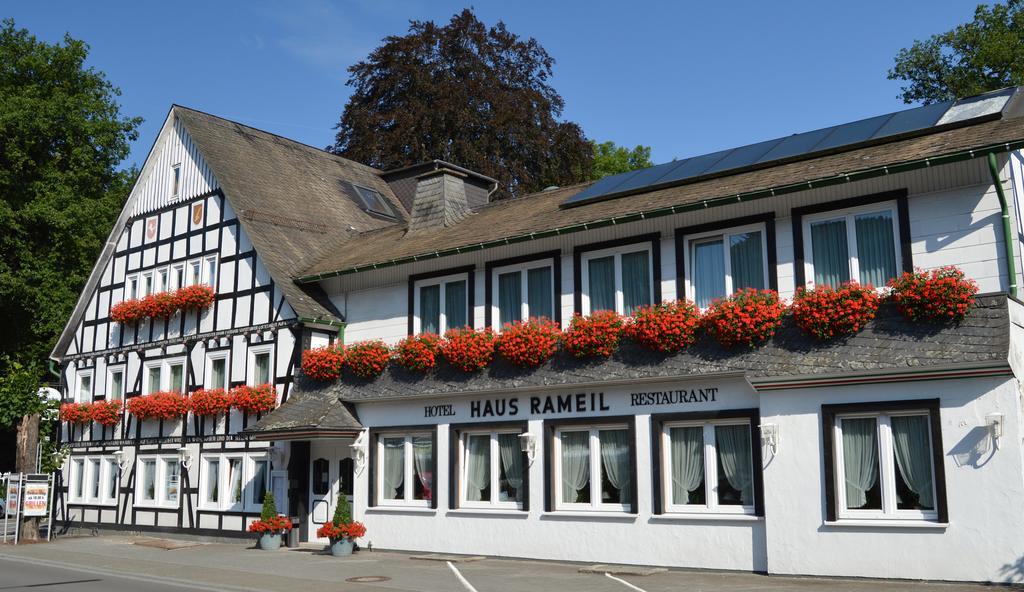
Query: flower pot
xmin=328 ymin=537 xmax=354 ymax=556
xmin=257 ymin=533 xmax=281 ymax=550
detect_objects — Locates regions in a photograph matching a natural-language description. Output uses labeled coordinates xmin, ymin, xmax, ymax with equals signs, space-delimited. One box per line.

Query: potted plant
xmin=248 ymin=491 xmax=292 ymax=550
xmin=316 ymin=492 xmax=366 ymax=557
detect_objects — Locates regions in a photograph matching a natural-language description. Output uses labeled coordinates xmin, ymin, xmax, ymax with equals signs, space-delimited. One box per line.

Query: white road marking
xmin=447 ymin=561 xmax=480 ymax=592
xmin=606 ymin=572 xmax=648 ymax=592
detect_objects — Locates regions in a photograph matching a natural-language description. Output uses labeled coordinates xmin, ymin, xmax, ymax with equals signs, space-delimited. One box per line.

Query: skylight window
xmin=353 ymin=185 xmax=395 ymax=218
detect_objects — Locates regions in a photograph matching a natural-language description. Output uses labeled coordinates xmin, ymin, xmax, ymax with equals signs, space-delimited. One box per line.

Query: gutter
xmin=987 ymin=152 xmax=1019 ymax=298
xmin=296 ymin=138 xmax=1024 ymax=283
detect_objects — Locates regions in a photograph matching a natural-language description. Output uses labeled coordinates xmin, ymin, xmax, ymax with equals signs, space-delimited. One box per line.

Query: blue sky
xmin=7 ymin=1 xmax=983 ymax=168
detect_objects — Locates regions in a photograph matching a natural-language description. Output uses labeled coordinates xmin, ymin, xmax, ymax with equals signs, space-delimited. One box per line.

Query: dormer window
xmin=353 ymin=185 xmax=395 ymax=218
xmin=171 ymin=164 xmax=181 ymax=198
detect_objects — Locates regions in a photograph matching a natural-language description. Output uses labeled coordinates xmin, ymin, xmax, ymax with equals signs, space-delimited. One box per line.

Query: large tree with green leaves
xmin=330 ymin=9 xmax=592 ymax=199
xmin=0 ymin=19 xmax=139 ymax=537
xmin=591 ymin=141 xmax=653 ymax=180
xmin=889 ymin=0 xmax=1024 ymax=104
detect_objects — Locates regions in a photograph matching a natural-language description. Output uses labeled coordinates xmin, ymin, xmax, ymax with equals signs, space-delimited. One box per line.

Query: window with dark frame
xmin=545 ymin=418 xmax=638 ymax=514
xmin=451 ymin=424 xmax=528 ymax=510
xmin=352 ymin=184 xmax=396 ymax=218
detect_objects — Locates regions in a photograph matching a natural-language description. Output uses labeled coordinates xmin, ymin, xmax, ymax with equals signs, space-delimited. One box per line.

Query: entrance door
xmin=307 ymin=441 xmax=354 ymax=543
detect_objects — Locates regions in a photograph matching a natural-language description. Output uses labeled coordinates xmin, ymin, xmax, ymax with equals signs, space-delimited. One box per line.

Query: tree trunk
xmin=15 ymin=413 xmax=40 ymax=542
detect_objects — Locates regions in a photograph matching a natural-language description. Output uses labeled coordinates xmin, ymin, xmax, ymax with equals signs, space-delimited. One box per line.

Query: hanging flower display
xmin=496 ymin=318 xmax=561 ymax=367
xmin=440 ymin=327 xmax=496 ymax=372
xmin=60 ymin=402 xmax=93 ymax=424
xmin=126 ymin=391 xmax=190 ymax=421
xmin=109 ymin=285 xmax=216 ymax=324
xmin=145 ymin=291 xmax=180 ymax=318
xmin=888 ymin=266 xmax=978 ymax=322
xmin=230 ymin=384 xmax=277 ymax=414
xmin=393 ymin=333 xmax=441 ymax=372
xmin=791 ymin=282 xmax=880 ymax=340
xmin=344 ymin=340 xmax=392 ymax=379
xmin=627 ymin=300 xmax=700 ymax=353
xmin=110 ymin=299 xmax=146 ymax=324
xmin=176 ymin=285 xmax=216 ymax=311
xmin=562 ymin=311 xmax=625 ymax=358
xmin=188 ymin=388 xmax=232 ymax=416
xmin=301 ymin=346 xmax=346 ymax=381
xmin=89 ymin=400 xmax=124 ymax=426
xmin=702 ymin=288 xmax=785 ymax=348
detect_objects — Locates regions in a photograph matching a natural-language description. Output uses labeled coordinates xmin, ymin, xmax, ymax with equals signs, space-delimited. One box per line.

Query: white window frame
xmin=134 ymin=455 xmax=180 ymax=508
xmin=375 ymin=432 xmax=433 ymax=508
xmin=125 ymin=274 xmax=139 ymax=300
xmin=203 ymin=256 xmax=218 ymax=290
xmin=412 ymin=273 xmax=470 ymax=335
xmin=71 ymin=455 xmax=118 ymax=506
xmin=198 ymin=452 xmax=270 ymax=512
xmin=832 ymin=410 xmax=938 ymax=522
xmin=75 ymin=369 xmax=94 ymax=403
xmin=683 ymin=223 xmax=769 ymax=307
xmin=489 ymin=260 xmax=556 ymax=331
xmin=458 ymin=429 xmax=526 ymax=509
xmin=188 ymin=259 xmax=202 ymax=286
xmin=660 ymin=419 xmax=756 ymax=516
xmin=141 ymin=271 xmax=154 ymax=297
xmin=170 ymin=263 xmax=185 ymax=291
xmin=107 ymin=366 xmax=125 ymax=401
xmin=205 ymin=351 xmax=230 ymax=390
xmin=69 ymin=458 xmax=85 ymax=502
xmin=552 ymin=424 xmax=632 ymax=513
xmin=143 ymin=357 xmax=186 ymax=394
xmin=157 ymin=266 xmax=169 ymax=293
xmin=580 ymin=244 xmax=654 ymax=315
xmin=143 ymin=362 xmax=162 ymax=395
xmin=802 ymin=201 xmax=902 ymax=290
xmin=248 ymin=346 xmax=273 ymax=387
xmin=171 ymin=163 xmax=181 ymax=198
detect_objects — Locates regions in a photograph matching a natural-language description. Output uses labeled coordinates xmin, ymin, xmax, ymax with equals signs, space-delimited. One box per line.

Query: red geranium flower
xmin=175 ymin=285 xmax=216 ymax=310
xmin=394 ymin=334 xmax=441 ymax=372
xmin=230 ymin=384 xmax=277 ymax=414
xmin=627 ymin=300 xmax=700 ymax=353
xmin=301 ymin=346 xmax=346 ymax=381
xmin=702 ymin=288 xmax=785 ymax=348
xmin=126 ymin=391 xmax=189 ymax=421
xmin=345 ymin=340 xmax=391 ymax=379
xmin=562 ymin=311 xmax=624 ymax=358
xmin=888 ymin=266 xmax=977 ymax=323
xmin=110 ymin=299 xmax=146 ymax=324
xmin=89 ymin=400 xmax=124 ymax=426
xmin=188 ymin=388 xmax=232 ymax=416
xmin=248 ymin=515 xmax=293 ymax=534
xmin=792 ymin=281 xmax=879 ymax=340
xmin=496 ymin=318 xmax=561 ymax=367
xmin=440 ymin=327 xmax=496 ymax=372
xmin=60 ymin=402 xmax=93 ymax=424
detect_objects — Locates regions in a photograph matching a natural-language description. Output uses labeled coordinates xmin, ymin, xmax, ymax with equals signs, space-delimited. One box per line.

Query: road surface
xmin=0 ymin=556 xmax=221 ymax=591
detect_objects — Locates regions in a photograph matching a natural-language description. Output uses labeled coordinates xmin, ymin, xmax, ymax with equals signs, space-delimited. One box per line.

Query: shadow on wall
xmin=1001 ymin=556 xmax=1024 ymax=583
xmin=947 ymin=425 xmax=996 ymax=469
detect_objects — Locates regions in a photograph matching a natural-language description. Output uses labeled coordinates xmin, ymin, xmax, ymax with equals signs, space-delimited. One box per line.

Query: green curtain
xmin=587 ymin=256 xmax=616 ymax=313
xmin=810 ymin=219 xmax=850 ymax=287
xmin=419 ymin=284 xmax=441 ymax=334
xmin=621 ymin=250 xmax=651 ymax=314
xmin=730 ymin=231 xmax=765 ymax=291
xmin=855 ymin=211 xmax=897 ymax=287
xmin=497 ymin=272 xmax=521 ymax=327
xmin=527 ymin=267 xmax=553 ymax=320
xmin=445 ymin=281 xmax=467 ymax=330
xmin=692 ymin=239 xmax=725 ymax=308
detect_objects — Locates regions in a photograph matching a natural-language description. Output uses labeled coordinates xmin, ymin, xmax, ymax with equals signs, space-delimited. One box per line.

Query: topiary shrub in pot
xmin=248 ymin=491 xmax=291 ymax=550
xmin=316 ymin=491 xmax=366 ymax=557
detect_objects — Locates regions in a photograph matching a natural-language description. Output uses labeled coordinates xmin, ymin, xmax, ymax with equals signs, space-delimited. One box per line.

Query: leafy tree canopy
xmin=0 ymin=19 xmax=139 ymax=412
xmin=330 ymin=9 xmax=592 ymax=199
xmin=591 ymin=140 xmax=653 ymax=180
xmin=889 ymin=0 xmax=1024 ymax=104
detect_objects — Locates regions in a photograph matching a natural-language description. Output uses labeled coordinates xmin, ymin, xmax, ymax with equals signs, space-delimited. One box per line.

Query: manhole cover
xmin=345 ymin=576 xmax=391 ymax=583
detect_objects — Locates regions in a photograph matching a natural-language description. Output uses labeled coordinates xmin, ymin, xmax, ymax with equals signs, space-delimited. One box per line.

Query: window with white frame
xmin=171 ymin=264 xmax=185 ymax=290
xmin=188 ymin=259 xmax=202 ymax=286
xmin=70 ymin=456 xmax=119 ymax=505
xmin=659 ymin=417 xmax=756 ymax=514
xmin=171 ymin=163 xmax=181 ymax=198
xmin=76 ymin=369 xmax=93 ymax=403
xmin=581 ymin=245 xmax=653 ymax=315
xmin=167 ymin=359 xmax=185 ymax=393
xmin=685 ymin=224 xmax=768 ymax=308
xmin=457 ymin=429 xmax=526 ymax=508
xmin=144 ymin=363 xmax=161 ymax=395
xmin=126 ymin=274 xmax=139 ymax=300
xmin=803 ymin=202 xmax=900 ymax=289
xmin=199 ymin=452 xmax=270 ymax=511
xmin=143 ymin=358 xmax=185 ymax=394
xmin=107 ymin=367 xmax=124 ymax=401
xmin=157 ymin=267 xmax=169 ymax=293
xmin=204 ymin=256 xmax=218 ymax=290
xmin=249 ymin=347 xmax=272 ymax=386
xmin=414 ymin=274 xmax=468 ymax=335
xmin=135 ymin=455 xmax=181 ymax=507
xmin=491 ymin=261 xmax=554 ymax=329
xmin=70 ymin=458 xmax=84 ymax=501
xmin=206 ymin=352 xmax=229 ymax=390
xmin=825 ymin=403 xmax=942 ymax=522
xmin=375 ymin=432 xmax=434 ymax=507
xmin=142 ymin=271 xmax=154 ymax=297
xmin=552 ymin=424 xmax=633 ymax=512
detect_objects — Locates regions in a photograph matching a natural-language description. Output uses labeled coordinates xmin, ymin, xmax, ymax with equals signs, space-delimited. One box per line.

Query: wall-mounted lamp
xmin=759 ymin=424 xmax=780 ymax=456
xmin=987 ymin=412 xmax=1005 ymax=450
xmin=519 ymin=432 xmax=538 ymax=464
xmin=177 ymin=447 xmax=193 ymax=470
xmin=112 ymin=450 xmax=129 ymax=470
xmin=350 ymin=430 xmax=368 ymax=474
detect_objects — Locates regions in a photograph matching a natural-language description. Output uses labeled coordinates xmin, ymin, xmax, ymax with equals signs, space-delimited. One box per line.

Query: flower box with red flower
xmin=563 ymin=311 xmax=624 ymax=358
xmin=188 ymin=388 xmax=232 ymax=416
xmin=627 ymin=300 xmax=700 ymax=353
xmin=230 ymin=384 xmax=277 ymax=414
xmin=144 ymin=291 xmax=180 ymax=318
xmin=301 ymin=346 xmax=346 ymax=381
xmin=176 ymin=284 xmax=216 ymax=311
xmin=792 ymin=282 xmax=880 ymax=340
xmin=394 ymin=333 xmax=441 ymax=372
xmin=60 ymin=402 xmax=92 ymax=424
xmin=440 ymin=327 xmax=496 ymax=372
xmin=89 ymin=400 xmax=123 ymax=426
xmin=702 ymin=288 xmax=785 ymax=348
xmin=344 ymin=340 xmax=391 ymax=379
xmin=126 ymin=391 xmax=189 ymax=421
xmin=889 ymin=266 xmax=978 ymax=323
xmin=496 ymin=318 xmax=561 ymax=367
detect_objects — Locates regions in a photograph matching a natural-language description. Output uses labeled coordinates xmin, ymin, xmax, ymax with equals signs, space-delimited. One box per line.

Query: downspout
xmin=47 ymin=360 xmax=61 ymax=380
xmin=987 ymin=152 xmax=1019 ymax=298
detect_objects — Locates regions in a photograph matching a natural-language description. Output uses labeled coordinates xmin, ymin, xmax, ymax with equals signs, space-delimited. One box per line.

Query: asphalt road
xmin=0 ymin=557 xmax=219 ymax=592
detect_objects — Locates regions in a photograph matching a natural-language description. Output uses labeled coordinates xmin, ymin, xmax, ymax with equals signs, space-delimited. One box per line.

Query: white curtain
xmin=419 ymin=285 xmax=440 ymax=334
xmin=716 ymin=425 xmax=753 ymax=506
xmin=600 ymin=429 xmax=631 ymax=505
xmin=497 ymin=272 xmax=522 ymax=327
xmin=891 ymin=415 xmax=935 ymax=510
xmin=692 ymin=239 xmax=725 ymax=308
xmin=498 ymin=433 xmax=524 ymax=503
xmin=855 ymin=211 xmax=897 ymax=287
xmin=229 ymin=459 xmax=242 ymax=503
xmin=810 ymin=219 xmax=850 ymax=287
xmin=842 ymin=418 xmax=879 ymax=509
xmin=465 ymin=435 xmax=490 ymax=502
xmin=382 ymin=438 xmax=405 ymax=500
xmin=444 ymin=281 xmax=467 ymax=330
xmin=670 ymin=426 xmax=705 ymax=505
xmin=527 ymin=267 xmax=553 ymax=320
xmin=621 ymin=251 xmax=651 ymax=315
xmin=560 ymin=431 xmax=590 ymax=504
xmin=412 ymin=436 xmax=433 ymax=501
xmin=587 ymin=256 xmax=616 ymax=313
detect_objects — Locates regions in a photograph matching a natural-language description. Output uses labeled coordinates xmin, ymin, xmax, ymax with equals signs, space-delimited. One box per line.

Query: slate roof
xmin=245 ymin=387 xmax=362 ymax=438
xmin=289 ymin=296 xmax=1011 ymax=406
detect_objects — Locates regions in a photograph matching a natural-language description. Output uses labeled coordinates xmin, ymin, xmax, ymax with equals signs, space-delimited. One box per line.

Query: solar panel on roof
xmin=602 ymin=159 xmax=690 ymax=195
xmin=755 ymin=127 xmax=837 ymax=163
xmin=562 ymin=172 xmax=638 ymax=204
xmin=809 ymin=113 xmax=892 ymax=153
xmin=871 ymin=100 xmax=951 ymax=138
xmin=703 ymin=138 xmax=785 ymax=175
xmin=655 ymin=148 xmax=735 ymax=185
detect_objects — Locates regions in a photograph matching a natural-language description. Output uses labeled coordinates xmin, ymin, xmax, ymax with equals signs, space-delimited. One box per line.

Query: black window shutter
xmin=543 ymin=426 xmax=554 ymax=512
xmin=628 ymin=419 xmax=639 ymax=515
xmin=430 ymin=429 xmax=439 ymax=509
xmin=651 ymin=419 xmax=663 ymax=515
xmin=367 ymin=433 xmax=377 ymax=508
xmin=449 ymin=427 xmax=458 ymax=510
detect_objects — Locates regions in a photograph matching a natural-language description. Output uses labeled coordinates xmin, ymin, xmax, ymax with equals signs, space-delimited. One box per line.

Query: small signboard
xmin=22 ymin=483 xmax=48 ymax=517
xmin=5 ymin=481 xmax=19 ymax=515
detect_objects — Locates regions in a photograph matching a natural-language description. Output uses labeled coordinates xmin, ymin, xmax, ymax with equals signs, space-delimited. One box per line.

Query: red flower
xmin=702 ymin=288 xmax=785 ymax=348
xmin=126 ymin=391 xmax=189 ymax=421
xmin=109 ymin=285 xmax=215 ymax=324
xmin=888 ymin=266 xmax=977 ymax=322
xmin=301 ymin=346 xmax=346 ymax=381
xmin=175 ymin=285 xmax=216 ymax=310
xmin=143 ymin=291 xmax=179 ymax=318
xmin=496 ymin=318 xmax=561 ymax=367
xmin=316 ymin=520 xmax=367 ymax=540
xmin=345 ymin=340 xmax=391 ymax=379
xmin=394 ymin=334 xmax=441 ymax=372
xmin=188 ymin=388 xmax=232 ymax=416
xmin=60 ymin=402 xmax=93 ymax=424
xmin=626 ymin=300 xmax=700 ymax=353
xmin=792 ymin=282 xmax=879 ymax=340
xmin=563 ymin=311 xmax=624 ymax=358
xmin=89 ymin=400 xmax=124 ymax=426
xmin=248 ymin=515 xmax=293 ymax=534
xmin=110 ymin=299 xmax=146 ymax=324
xmin=440 ymin=327 xmax=496 ymax=372
xmin=230 ymin=384 xmax=277 ymax=414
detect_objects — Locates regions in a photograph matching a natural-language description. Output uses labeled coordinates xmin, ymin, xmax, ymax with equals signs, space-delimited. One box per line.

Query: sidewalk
xmin=0 ymin=535 xmax=1007 ymax=592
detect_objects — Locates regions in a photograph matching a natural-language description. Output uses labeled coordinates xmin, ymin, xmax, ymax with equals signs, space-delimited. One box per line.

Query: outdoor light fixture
xmin=112 ymin=450 xmax=129 ymax=470
xmin=177 ymin=447 xmax=193 ymax=469
xmin=350 ymin=430 xmax=368 ymax=474
xmin=987 ymin=412 xmax=1005 ymax=450
xmin=759 ymin=424 xmax=780 ymax=456
xmin=519 ymin=432 xmax=538 ymax=464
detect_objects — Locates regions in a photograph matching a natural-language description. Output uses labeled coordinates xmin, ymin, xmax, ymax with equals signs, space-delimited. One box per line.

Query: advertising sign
xmin=5 ymin=481 xmax=19 ymax=515
xmin=22 ymin=483 xmax=48 ymax=517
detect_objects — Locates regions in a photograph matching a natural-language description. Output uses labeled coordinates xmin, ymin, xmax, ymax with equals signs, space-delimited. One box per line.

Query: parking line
xmin=605 ymin=572 xmax=648 ymax=592
xmin=447 ymin=561 xmax=480 ymax=592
